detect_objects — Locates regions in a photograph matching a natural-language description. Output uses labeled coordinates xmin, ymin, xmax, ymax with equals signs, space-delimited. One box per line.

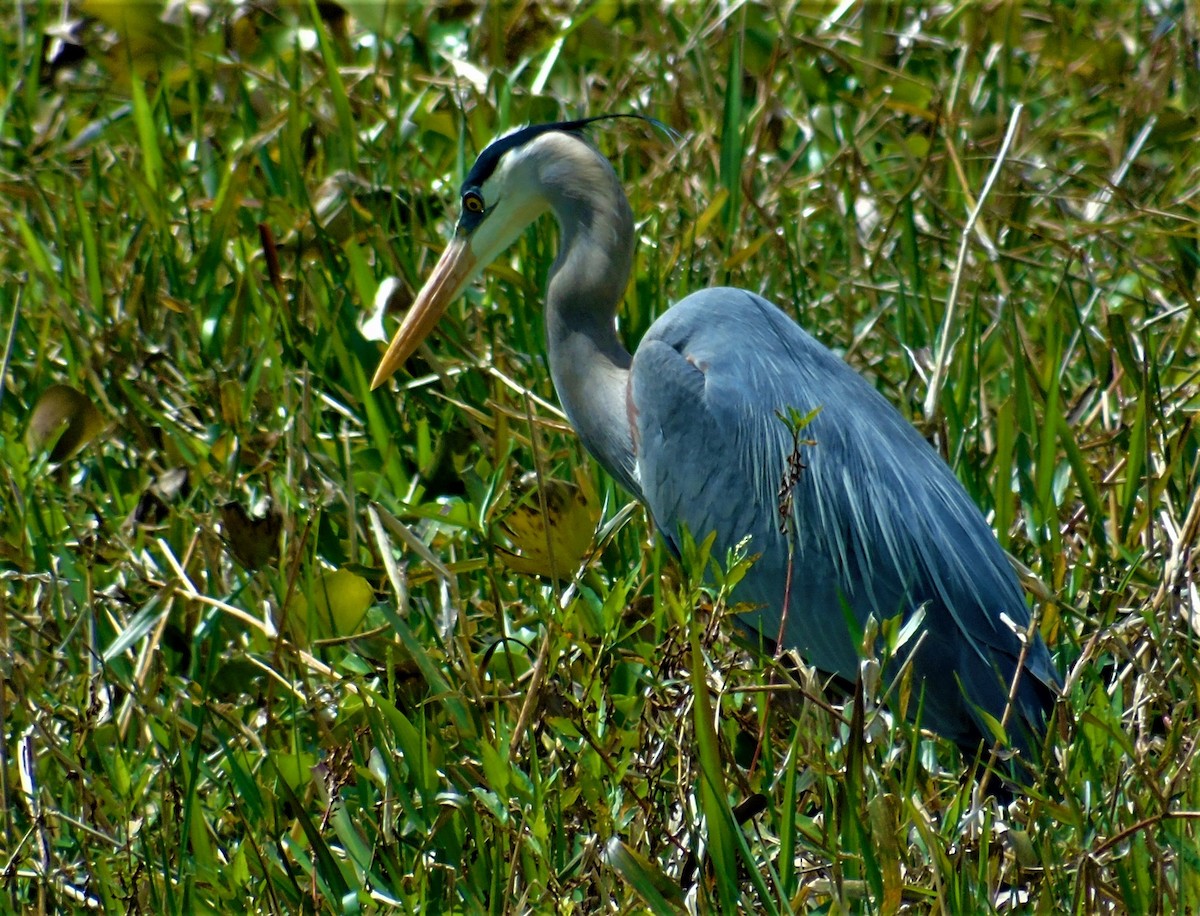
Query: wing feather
xmin=630 ymin=288 xmax=1058 ymax=752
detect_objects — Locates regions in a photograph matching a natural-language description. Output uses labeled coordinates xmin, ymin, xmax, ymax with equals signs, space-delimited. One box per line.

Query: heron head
xmin=370 ymin=115 xmax=659 ymax=389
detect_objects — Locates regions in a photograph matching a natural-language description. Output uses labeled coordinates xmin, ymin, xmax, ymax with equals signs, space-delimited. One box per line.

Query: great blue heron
xmin=371 ymin=115 xmax=1059 ymax=764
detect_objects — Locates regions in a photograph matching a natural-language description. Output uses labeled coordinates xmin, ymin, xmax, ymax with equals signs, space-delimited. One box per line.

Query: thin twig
xmin=368 ymin=505 xmax=410 ymax=618
xmin=509 ymin=628 xmax=554 ymax=765
xmin=976 ymin=600 xmax=1043 ymax=803
xmin=507 ymin=393 xmax=565 ymax=763
xmin=1083 ymin=116 xmax=1157 ymax=223
xmin=0 ymin=283 xmax=20 ymax=416
xmin=924 ymin=103 xmax=1024 ymax=421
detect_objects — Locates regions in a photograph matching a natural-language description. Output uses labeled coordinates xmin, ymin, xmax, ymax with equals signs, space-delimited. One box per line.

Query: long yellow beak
xmin=370 ymin=237 xmax=477 ymax=389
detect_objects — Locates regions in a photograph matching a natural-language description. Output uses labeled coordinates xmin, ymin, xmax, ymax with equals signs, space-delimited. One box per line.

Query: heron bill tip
xmin=369 ymin=237 xmax=477 ymax=389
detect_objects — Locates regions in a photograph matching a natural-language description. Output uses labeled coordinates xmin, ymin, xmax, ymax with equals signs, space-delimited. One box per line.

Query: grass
xmin=1 ymin=1 xmax=1199 ymax=912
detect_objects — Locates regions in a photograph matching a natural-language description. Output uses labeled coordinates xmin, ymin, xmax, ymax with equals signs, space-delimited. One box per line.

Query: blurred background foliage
xmin=1 ymin=0 xmax=1199 ymax=912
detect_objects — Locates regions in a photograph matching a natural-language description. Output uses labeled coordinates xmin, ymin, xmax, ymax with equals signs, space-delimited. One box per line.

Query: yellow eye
xmin=464 ymin=193 xmax=484 ymax=213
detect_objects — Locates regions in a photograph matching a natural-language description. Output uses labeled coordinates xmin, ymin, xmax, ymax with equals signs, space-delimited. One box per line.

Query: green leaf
xmin=129 ymin=75 xmax=163 ymax=191
xmin=602 ymin=837 xmax=686 ymax=914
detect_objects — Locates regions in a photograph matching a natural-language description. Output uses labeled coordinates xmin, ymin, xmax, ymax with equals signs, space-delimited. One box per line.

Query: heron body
xmin=372 ymin=116 xmax=1059 ymax=761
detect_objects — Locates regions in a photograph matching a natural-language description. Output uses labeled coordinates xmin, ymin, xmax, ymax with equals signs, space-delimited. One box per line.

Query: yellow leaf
xmin=159 ymin=294 xmax=190 ymax=314
xmin=80 ymin=0 xmax=202 ymax=85
xmin=26 ymin=384 xmax=106 ymax=462
xmin=80 ymin=0 xmax=168 ymax=43
xmin=665 ymin=188 xmax=728 ymax=276
xmin=494 ymin=471 xmax=600 ymax=579
xmin=289 ymin=569 xmax=375 ymax=641
xmin=722 ymin=232 xmax=772 ymax=271
xmin=219 ymin=380 xmax=242 ymax=427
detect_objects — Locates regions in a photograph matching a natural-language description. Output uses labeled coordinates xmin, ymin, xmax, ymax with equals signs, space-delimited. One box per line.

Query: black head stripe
xmin=461 ymin=113 xmax=674 ymax=194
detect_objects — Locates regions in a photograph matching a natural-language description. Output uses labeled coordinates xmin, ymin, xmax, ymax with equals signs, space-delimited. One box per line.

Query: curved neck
xmin=541 ymin=149 xmax=640 ymax=497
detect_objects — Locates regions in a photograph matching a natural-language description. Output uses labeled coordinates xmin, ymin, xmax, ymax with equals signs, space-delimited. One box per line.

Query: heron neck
xmin=543 ymin=174 xmax=641 ymax=497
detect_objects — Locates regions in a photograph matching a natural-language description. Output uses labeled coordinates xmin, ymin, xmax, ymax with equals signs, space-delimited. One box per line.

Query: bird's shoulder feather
xmin=629 ymin=287 xmax=1058 ymax=747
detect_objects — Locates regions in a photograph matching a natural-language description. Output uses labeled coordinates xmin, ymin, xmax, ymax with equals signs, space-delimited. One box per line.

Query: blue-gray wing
xmin=630 ymin=287 xmax=1058 ymax=753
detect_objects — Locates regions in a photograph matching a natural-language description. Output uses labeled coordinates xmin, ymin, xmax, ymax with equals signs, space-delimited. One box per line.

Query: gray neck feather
xmin=537 ymin=136 xmax=641 ymax=497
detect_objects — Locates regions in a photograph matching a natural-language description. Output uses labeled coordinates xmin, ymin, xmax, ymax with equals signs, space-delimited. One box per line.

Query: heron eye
xmin=463 ymin=192 xmax=485 ymax=214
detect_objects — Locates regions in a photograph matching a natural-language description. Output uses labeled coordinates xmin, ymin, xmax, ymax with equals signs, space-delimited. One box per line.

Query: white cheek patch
xmin=479 ymin=174 xmax=501 ymax=209
xmin=482 ymin=150 xmax=520 ymax=205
